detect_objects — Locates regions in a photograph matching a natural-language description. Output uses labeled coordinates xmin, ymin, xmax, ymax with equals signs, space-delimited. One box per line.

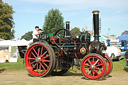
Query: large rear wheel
xmin=25 ymin=42 xmax=55 ymax=77
xmin=81 ymin=53 xmax=107 ymax=80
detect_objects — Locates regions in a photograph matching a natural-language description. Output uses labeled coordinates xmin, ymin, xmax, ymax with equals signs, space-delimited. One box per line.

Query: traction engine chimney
xmin=65 ymin=21 xmax=70 ymax=36
xmin=92 ymin=11 xmax=100 ymax=42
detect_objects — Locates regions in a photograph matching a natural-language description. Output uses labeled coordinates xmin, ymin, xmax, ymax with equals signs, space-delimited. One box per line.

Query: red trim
xmin=74 ymin=45 xmax=77 ymax=50
xmin=50 ymin=37 xmax=55 ymax=44
xmin=25 ymin=43 xmax=51 ymax=76
xmin=61 ymin=50 xmax=64 ymax=56
xmin=80 ymin=47 xmax=86 ymax=55
xmin=104 ymin=56 xmax=112 ymax=76
xmin=89 ymin=43 xmax=92 ymax=52
xmin=81 ymin=54 xmax=106 ymax=79
xmin=100 ymin=47 xmax=104 ymax=54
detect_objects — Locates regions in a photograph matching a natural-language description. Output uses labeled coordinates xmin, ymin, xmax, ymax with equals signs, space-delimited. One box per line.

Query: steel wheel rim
xmin=25 ymin=44 xmax=51 ymax=76
xmin=104 ymin=56 xmax=112 ymax=76
xmin=81 ymin=55 xmax=106 ymax=79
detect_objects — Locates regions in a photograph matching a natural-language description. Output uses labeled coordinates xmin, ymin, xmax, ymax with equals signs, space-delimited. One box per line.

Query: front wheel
xmin=104 ymin=56 xmax=113 ymax=76
xmin=81 ymin=53 xmax=107 ymax=80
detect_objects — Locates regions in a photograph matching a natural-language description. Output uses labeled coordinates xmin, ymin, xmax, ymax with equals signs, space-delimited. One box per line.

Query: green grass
xmin=0 ymin=57 xmax=127 ymax=72
xmin=113 ymin=58 xmax=126 ymax=72
xmin=69 ymin=58 xmax=127 ymax=73
xmin=0 ymin=58 xmax=26 ymax=71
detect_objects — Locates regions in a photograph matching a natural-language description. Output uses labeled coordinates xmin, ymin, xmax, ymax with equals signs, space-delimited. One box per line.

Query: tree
xmin=121 ymin=30 xmax=128 ymax=35
xmin=71 ymin=27 xmax=80 ymax=36
xmin=0 ymin=0 xmax=15 ymax=40
xmin=43 ymin=9 xmax=64 ymax=34
xmin=21 ymin=31 xmax=32 ymax=41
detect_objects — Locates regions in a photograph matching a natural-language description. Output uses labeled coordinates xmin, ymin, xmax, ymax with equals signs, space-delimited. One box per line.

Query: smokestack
xmin=92 ymin=10 xmax=100 ymax=42
xmin=65 ymin=21 xmax=70 ymax=36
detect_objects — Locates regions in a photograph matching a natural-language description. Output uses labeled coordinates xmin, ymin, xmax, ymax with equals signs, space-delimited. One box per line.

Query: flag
xmin=108 ymin=27 xmax=110 ymax=31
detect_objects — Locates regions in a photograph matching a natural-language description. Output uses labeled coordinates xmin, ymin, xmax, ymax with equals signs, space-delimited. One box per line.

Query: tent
xmin=0 ymin=39 xmax=30 ymax=57
xmin=91 ymin=35 xmax=107 ymax=41
xmin=0 ymin=38 xmax=4 ymax=41
xmin=91 ymin=35 xmax=108 ymax=46
xmin=0 ymin=40 xmax=14 ymax=47
xmin=116 ymin=34 xmax=128 ymax=42
xmin=0 ymin=39 xmax=30 ymax=47
xmin=11 ymin=39 xmax=30 ymax=46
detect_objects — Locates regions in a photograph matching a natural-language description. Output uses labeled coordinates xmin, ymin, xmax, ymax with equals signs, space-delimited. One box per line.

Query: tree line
xmin=21 ymin=8 xmax=80 ymax=40
xmin=0 ymin=0 xmax=127 ymax=40
xmin=0 ymin=0 xmax=15 ymax=40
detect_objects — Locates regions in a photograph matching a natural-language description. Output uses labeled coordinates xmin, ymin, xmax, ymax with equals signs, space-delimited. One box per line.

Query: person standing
xmin=32 ymin=26 xmax=42 ymax=43
xmin=125 ymin=45 xmax=128 ymax=66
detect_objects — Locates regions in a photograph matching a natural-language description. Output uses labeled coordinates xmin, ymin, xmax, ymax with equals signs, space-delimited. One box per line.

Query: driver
xmin=32 ymin=26 xmax=42 ymax=43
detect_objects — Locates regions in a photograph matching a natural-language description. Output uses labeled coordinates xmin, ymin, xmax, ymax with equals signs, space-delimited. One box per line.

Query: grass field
xmin=0 ymin=58 xmax=25 ymax=71
xmin=0 ymin=57 xmax=128 ymax=85
xmin=0 ymin=57 xmax=127 ymax=72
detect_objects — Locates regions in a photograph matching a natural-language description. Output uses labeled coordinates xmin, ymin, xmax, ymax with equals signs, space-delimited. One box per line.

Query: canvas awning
xmin=116 ymin=34 xmax=128 ymax=42
xmin=91 ymin=35 xmax=107 ymax=41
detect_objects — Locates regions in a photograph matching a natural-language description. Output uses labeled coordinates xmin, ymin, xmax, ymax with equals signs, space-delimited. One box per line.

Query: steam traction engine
xmin=25 ymin=11 xmax=113 ymax=80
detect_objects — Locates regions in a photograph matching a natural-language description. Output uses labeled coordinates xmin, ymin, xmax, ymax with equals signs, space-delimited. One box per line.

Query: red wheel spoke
xmin=31 ymin=52 xmax=37 ymax=58
xmin=40 ymin=62 xmax=46 ymax=71
xmin=42 ymin=51 xmax=47 ymax=56
xmin=88 ymin=70 xmax=91 ymax=75
xmin=41 ymin=47 xmax=43 ymax=55
xmin=96 ymin=64 xmax=103 ymax=66
xmin=33 ymin=48 xmax=38 ymax=56
xmin=94 ymin=70 xmax=99 ymax=75
xmin=93 ymin=70 xmax=95 ymax=76
xmin=39 ymin=63 xmax=41 ymax=74
xmin=37 ymin=63 xmax=38 ymax=72
xmin=43 ymin=63 xmax=49 ymax=68
xmin=94 ymin=59 xmax=99 ymax=65
xmin=93 ymin=57 xmax=95 ymax=64
xmin=29 ymin=58 xmax=35 ymax=60
xmin=42 ymin=60 xmax=50 ymax=62
xmin=85 ymin=64 xmax=90 ymax=66
xmin=96 ymin=68 xmax=102 ymax=71
xmin=84 ymin=68 xmax=90 ymax=70
xmin=87 ymin=59 xmax=92 ymax=65
xmin=30 ymin=61 xmax=36 ymax=65
xmin=38 ymin=47 xmax=40 ymax=56
xmin=43 ymin=55 xmax=50 ymax=59
xmin=32 ymin=63 xmax=37 ymax=68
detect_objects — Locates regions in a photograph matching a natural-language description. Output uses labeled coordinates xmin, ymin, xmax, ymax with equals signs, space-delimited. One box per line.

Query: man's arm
xmin=35 ymin=31 xmax=42 ymax=36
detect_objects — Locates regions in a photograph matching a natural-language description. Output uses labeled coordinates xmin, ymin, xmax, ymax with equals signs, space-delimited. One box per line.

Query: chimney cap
xmin=65 ymin=21 xmax=70 ymax=24
xmin=92 ymin=10 xmax=100 ymax=14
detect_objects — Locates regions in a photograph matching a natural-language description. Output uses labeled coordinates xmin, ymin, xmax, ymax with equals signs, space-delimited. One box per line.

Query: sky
xmin=2 ymin=0 xmax=128 ymax=40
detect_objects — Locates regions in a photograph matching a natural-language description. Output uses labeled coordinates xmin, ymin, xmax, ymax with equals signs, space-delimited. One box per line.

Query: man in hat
xmin=32 ymin=26 xmax=42 ymax=43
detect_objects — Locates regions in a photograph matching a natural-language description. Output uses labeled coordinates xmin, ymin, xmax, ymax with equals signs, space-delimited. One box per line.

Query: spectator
xmin=125 ymin=45 xmax=128 ymax=66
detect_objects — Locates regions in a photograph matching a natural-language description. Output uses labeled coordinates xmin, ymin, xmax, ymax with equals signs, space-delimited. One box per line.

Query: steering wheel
xmin=54 ymin=29 xmax=73 ymax=38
